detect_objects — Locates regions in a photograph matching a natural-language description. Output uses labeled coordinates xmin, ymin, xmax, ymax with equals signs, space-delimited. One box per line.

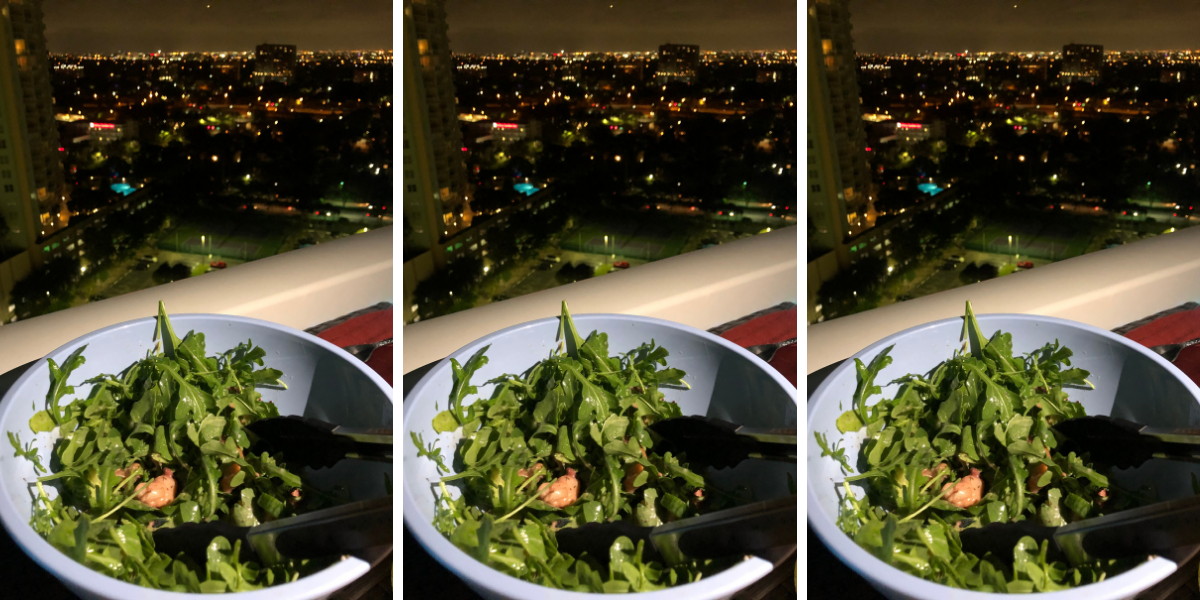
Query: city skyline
xmin=40 ymin=0 xmax=392 ymax=54
xmin=849 ymin=0 xmax=1200 ymax=54
xmin=444 ymin=0 xmax=797 ymax=54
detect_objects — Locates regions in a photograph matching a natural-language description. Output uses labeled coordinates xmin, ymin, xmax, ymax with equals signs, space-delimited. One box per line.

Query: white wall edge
xmin=807 ymin=225 xmax=1200 ymax=373
xmin=402 ymin=226 xmax=799 ymax=372
xmin=0 ymin=227 xmax=394 ymax=374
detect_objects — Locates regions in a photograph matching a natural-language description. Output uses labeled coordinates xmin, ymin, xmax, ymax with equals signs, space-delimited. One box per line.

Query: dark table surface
xmin=401 ymin=305 xmax=800 ymax=600
xmin=0 ymin=306 xmax=394 ymax=600
xmin=806 ymin=302 xmax=1200 ymax=600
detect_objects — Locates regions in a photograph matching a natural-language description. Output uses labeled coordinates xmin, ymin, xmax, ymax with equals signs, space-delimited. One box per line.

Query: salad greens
xmin=817 ymin=301 xmax=1148 ymax=592
xmin=413 ymin=302 xmax=746 ymax=592
xmin=7 ymin=302 xmax=346 ymax=592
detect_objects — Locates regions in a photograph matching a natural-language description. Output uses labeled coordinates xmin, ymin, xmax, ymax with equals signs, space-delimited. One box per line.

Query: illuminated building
xmin=757 ymin=68 xmax=781 ymax=83
xmin=402 ymin=0 xmax=474 ymax=324
xmin=213 ymin=60 xmax=242 ymax=82
xmin=85 ymin=121 xmax=136 ymax=144
xmin=888 ymin=121 xmax=944 ymax=144
xmin=807 ymin=0 xmax=877 ymax=324
xmin=0 ymin=0 xmax=69 ymax=324
xmin=252 ymin=43 xmax=296 ymax=84
xmin=489 ymin=121 xmax=540 ymax=144
xmin=655 ymin=44 xmax=699 ymax=84
xmin=1162 ymin=68 xmax=1186 ymax=83
xmin=1061 ymin=44 xmax=1103 ymax=84
xmin=807 ymin=0 xmax=875 ymax=243
xmin=1022 ymin=58 xmax=1048 ymax=81
xmin=403 ymin=0 xmax=471 ymax=250
xmin=616 ymin=60 xmax=643 ymax=81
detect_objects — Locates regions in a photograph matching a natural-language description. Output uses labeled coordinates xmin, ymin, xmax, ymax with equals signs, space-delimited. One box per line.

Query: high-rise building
xmin=1060 ymin=43 xmax=1103 ymax=84
xmin=252 ymin=43 xmax=296 ymax=84
xmin=809 ymin=0 xmax=874 ymax=242
xmin=0 ymin=0 xmax=69 ymax=323
xmin=654 ymin=44 xmax=699 ymax=84
xmin=806 ymin=0 xmax=876 ymax=323
xmin=403 ymin=0 xmax=471 ymax=253
xmin=402 ymin=0 xmax=474 ymax=324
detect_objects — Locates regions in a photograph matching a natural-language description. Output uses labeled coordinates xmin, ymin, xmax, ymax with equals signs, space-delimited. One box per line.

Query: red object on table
xmin=1125 ymin=306 xmax=1200 ymax=388
xmin=718 ymin=306 xmax=798 ymax=388
xmin=315 ymin=307 xmax=393 ymax=387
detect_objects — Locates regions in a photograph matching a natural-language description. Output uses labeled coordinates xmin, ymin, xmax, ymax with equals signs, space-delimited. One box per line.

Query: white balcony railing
xmin=402 ymin=226 xmax=799 ymax=371
xmin=807 ymin=225 xmax=1200 ymax=374
xmin=0 ymin=227 xmax=393 ymax=375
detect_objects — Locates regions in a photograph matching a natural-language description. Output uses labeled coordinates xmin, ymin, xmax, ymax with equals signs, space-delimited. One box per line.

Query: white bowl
xmin=403 ymin=313 xmax=797 ymax=600
xmin=808 ymin=313 xmax=1200 ymax=600
xmin=0 ymin=313 xmax=393 ymax=600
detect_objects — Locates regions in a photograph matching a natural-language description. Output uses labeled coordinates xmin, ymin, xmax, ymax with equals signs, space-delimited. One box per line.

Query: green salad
xmin=412 ymin=303 xmax=749 ymax=592
xmin=815 ymin=302 xmax=1149 ymax=593
xmin=7 ymin=303 xmax=348 ymax=592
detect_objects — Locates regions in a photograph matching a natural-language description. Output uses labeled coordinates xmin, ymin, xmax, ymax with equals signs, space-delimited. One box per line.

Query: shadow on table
xmin=0 ymin=360 xmax=71 ymax=598
xmin=807 ymin=359 xmax=886 ymax=599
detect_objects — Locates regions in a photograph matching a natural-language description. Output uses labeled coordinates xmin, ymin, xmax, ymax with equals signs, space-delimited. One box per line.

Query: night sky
xmin=444 ymin=0 xmax=797 ymax=54
xmin=849 ymin=0 xmax=1200 ymax=54
xmin=41 ymin=0 xmax=392 ymax=54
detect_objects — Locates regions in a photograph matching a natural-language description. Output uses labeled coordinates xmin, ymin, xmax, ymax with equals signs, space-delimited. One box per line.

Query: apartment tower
xmin=1061 ymin=43 xmax=1103 ymax=84
xmin=402 ymin=0 xmax=471 ymax=256
xmin=807 ymin=0 xmax=876 ymax=323
xmin=252 ymin=43 xmax=297 ymax=84
xmin=808 ymin=0 xmax=874 ymax=243
xmin=655 ymin=44 xmax=699 ymax=84
xmin=0 ymin=0 xmax=68 ymax=323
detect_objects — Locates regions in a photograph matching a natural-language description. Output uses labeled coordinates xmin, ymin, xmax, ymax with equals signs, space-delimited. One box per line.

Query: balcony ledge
xmin=807 ymin=226 xmax=1200 ymax=374
xmin=0 ymin=227 xmax=393 ymax=375
xmin=402 ymin=226 xmax=798 ymax=371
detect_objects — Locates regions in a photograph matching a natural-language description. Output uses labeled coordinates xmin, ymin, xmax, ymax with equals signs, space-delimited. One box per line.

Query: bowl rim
xmin=402 ymin=311 xmax=796 ymax=599
xmin=806 ymin=311 xmax=1198 ymax=599
xmin=0 ymin=311 xmax=393 ymax=599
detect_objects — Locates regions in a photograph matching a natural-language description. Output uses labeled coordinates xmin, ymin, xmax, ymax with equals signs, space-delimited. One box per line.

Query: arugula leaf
xmin=963 ymin=301 xmax=989 ymax=358
xmin=449 ymin=346 xmax=489 ymax=426
xmin=9 ymin=432 xmax=47 ymax=474
xmin=816 ymin=432 xmax=853 ymax=474
xmin=46 ymin=345 xmax=87 ymax=425
xmin=835 ymin=410 xmax=864 ymax=434
xmin=6 ymin=303 xmax=337 ymax=591
xmin=154 ymin=301 xmax=183 ymax=359
xmin=558 ymin=301 xmax=587 ymax=359
xmin=411 ymin=431 xmax=450 ymax=475
xmin=851 ymin=346 xmax=894 ymax=426
xmin=417 ymin=302 xmax=722 ymax=591
xmin=814 ymin=301 xmax=1143 ymax=592
xmin=28 ymin=410 xmax=56 ymax=434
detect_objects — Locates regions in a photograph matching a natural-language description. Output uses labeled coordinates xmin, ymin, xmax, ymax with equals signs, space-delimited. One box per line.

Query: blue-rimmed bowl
xmin=0 ymin=312 xmax=393 ymax=600
xmin=403 ymin=313 xmax=797 ymax=599
xmin=808 ymin=313 xmax=1200 ymax=600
